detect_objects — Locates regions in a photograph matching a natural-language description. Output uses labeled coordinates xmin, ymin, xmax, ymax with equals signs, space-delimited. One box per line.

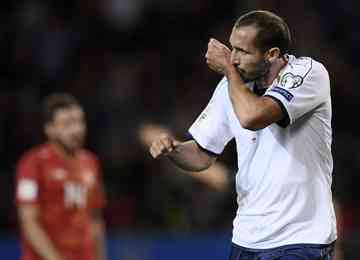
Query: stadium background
xmin=0 ymin=0 xmax=359 ymax=259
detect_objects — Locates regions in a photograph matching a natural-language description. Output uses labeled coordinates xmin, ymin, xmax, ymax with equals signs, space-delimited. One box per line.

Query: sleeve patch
xmin=269 ymin=86 xmax=294 ymax=101
xmin=280 ymin=72 xmax=304 ymax=89
xmin=17 ymin=179 xmax=38 ymax=201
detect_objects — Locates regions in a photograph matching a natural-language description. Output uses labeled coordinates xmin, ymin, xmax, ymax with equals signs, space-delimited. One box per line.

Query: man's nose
xmin=72 ymin=124 xmax=84 ymax=134
xmin=231 ymin=51 xmax=239 ymax=65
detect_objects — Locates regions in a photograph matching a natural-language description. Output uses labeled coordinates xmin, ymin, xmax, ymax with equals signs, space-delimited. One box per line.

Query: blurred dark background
xmin=0 ymin=0 xmax=359 ymax=259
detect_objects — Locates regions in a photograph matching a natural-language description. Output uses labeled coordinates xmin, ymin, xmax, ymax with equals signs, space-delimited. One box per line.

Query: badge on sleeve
xmin=280 ymin=72 xmax=303 ymax=89
xmin=17 ymin=179 xmax=38 ymax=201
xmin=270 ymin=86 xmax=294 ymax=101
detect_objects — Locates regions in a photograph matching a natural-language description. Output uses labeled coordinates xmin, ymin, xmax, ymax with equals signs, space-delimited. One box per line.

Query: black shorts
xmin=229 ymin=242 xmax=335 ymax=260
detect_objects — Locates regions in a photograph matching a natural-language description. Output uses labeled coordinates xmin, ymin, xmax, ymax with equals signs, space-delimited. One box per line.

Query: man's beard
xmin=53 ymin=137 xmax=83 ymax=155
xmin=237 ymin=59 xmax=270 ymax=83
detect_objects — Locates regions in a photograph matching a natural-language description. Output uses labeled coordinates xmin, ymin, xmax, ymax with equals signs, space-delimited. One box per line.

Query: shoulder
xmin=17 ymin=144 xmax=49 ymax=167
xmin=280 ymin=55 xmax=329 ymax=89
xmin=209 ymin=77 xmax=230 ymax=104
xmin=213 ymin=77 xmax=228 ymax=95
xmin=217 ymin=76 xmax=228 ymax=88
xmin=16 ymin=145 xmax=50 ymax=180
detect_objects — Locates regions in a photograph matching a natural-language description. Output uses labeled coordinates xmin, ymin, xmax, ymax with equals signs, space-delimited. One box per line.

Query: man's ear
xmin=266 ymin=47 xmax=281 ymax=63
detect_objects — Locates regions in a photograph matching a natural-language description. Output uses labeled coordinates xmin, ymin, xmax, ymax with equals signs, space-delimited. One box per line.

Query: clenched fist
xmin=149 ymin=133 xmax=180 ymax=159
xmin=205 ymin=38 xmax=232 ymax=75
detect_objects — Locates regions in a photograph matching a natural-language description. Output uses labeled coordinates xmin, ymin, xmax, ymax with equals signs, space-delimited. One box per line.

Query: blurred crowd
xmin=1 ymin=0 xmax=360 ymax=258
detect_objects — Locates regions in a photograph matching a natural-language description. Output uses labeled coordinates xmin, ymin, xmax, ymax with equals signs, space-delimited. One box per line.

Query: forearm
xmin=226 ymin=67 xmax=268 ymax=129
xmin=167 ymin=140 xmax=215 ymax=172
xmin=187 ymin=162 xmax=229 ymax=192
xmin=92 ymin=220 xmax=106 ymax=260
xmin=21 ymin=219 xmax=62 ymax=260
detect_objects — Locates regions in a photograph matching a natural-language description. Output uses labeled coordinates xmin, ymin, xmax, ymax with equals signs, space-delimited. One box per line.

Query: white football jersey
xmin=189 ymin=55 xmax=337 ymax=249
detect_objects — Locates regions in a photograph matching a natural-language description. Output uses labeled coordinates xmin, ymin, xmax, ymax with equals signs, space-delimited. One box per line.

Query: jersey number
xmin=64 ymin=182 xmax=87 ymax=208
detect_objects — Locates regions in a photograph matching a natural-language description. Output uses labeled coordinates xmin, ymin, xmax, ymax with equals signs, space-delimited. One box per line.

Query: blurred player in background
xmin=15 ymin=93 xmax=106 ymax=260
xmin=150 ymin=10 xmax=336 ymax=259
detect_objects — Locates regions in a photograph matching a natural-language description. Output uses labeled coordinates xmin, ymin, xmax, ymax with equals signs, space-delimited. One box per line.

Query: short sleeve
xmin=188 ymin=77 xmax=234 ymax=155
xmin=264 ymin=58 xmax=330 ymax=127
xmin=15 ymin=153 xmax=40 ymax=205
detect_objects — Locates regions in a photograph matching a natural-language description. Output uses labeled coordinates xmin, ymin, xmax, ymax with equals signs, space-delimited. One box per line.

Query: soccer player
xmin=149 ymin=10 xmax=336 ymax=259
xmin=15 ymin=93 xmax=106 ymax=260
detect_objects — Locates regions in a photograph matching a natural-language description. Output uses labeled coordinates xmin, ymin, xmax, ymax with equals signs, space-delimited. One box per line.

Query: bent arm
xmin=205 ymin=38 xmax=283 ymax=130
xmin=168 ymin=140 xmax=216 ymax=172
xmin=187 ymin=161 xmax=229 ymax=192
xmin=18 ymin=205 xmax=63 ymax=260
xmin=226 ymin=67 xmax=283 ymax=130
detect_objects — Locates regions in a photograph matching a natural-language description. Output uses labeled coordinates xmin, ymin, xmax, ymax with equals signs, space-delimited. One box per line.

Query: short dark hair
xmin=43 ymin=93 xmax=80 ymax=124
xmin=234 ymin=10 xmax=291 ymax=55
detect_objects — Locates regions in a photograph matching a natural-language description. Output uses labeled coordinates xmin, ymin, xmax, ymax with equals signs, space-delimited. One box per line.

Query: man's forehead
xmin=230 ymin=26 xmax=258 ymax=44
xmin=54 ymin=106 xmax=83 ymax=120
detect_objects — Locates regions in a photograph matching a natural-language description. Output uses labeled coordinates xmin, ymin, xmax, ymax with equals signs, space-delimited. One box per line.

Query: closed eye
xmin=232 ymin=47 xmax=251 ymax=54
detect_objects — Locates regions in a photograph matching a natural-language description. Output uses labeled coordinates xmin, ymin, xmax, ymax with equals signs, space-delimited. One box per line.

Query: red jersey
xmin=15 ymin=143 xmax=106 ymax=260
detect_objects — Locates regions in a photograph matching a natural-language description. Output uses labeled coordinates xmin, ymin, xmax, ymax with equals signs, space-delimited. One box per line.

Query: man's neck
xmin=50 ymin=142 xmax=77 ymax=160
xmin=256 ymin=56 xmax=288 ymax=88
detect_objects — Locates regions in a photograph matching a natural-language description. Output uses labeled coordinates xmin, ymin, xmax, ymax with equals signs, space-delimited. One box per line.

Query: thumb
xmin=172 ymin=139 xmax=181 ymax=147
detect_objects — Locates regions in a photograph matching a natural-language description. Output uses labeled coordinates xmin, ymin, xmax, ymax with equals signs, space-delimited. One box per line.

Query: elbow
xmin=235 ymin=97 xmax=281 ymax=130
xmin=188 ymin=160 xmax=213 ymax=172
xmin=191 ymin=155 xmax=216 ymax=172
xmin=197 ymin=163 xmax=213 ymax=172
xmin=238 ymin=115 xmax=265 ymax=131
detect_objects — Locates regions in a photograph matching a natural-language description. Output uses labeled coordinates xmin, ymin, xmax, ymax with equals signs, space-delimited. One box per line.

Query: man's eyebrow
xmin=231 ymin=45 xmax=252 ymax=54
xmin=229 ymin=40 xmax=252 ymax=54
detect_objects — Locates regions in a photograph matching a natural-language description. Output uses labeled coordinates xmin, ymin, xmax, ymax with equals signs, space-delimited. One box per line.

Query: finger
xmin=160 ymin=138 xmax=174 ymax=153
xmin=208 ymin=42 xmax=214 ymax=51
xmin=210 ymin=38 xmax=217 ymax=44
xmin=211 ymin=39 xmax=229 ymax=51
xmin=210 ymin=38 xmax=220 ymax=44
xmin=212 ymin=38 xmax=224 ymax=47
xmin=206 ymin=48 xmax=217 ymax=60
xmin=209 ymin=40 xmax=217 ymax=49
xmin=208 ymin=63 xmax=224 ymax=75
xmin=150 ymin=143 xmax=162 ymax=158
xmin=172 ymin=140 xmax=181 ymax=147
xmin=209 ymin=39 xmax=217 ymax=47
xmin=222 ymin=44 xmax=231 ymax=52
xmin=150 ymin=142 xmax=164 ymax=158
xmin=149 ymin=145 xmax=158 ymax=158
xmin=209 ymin=38 xmax=219 ymax=46
xmin=156 ymin=142 xmax=167 ymax=154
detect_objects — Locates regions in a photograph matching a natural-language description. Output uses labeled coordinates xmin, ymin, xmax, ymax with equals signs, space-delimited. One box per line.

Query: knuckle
xmin=159 ymin=133 xmax=169 ymax=138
